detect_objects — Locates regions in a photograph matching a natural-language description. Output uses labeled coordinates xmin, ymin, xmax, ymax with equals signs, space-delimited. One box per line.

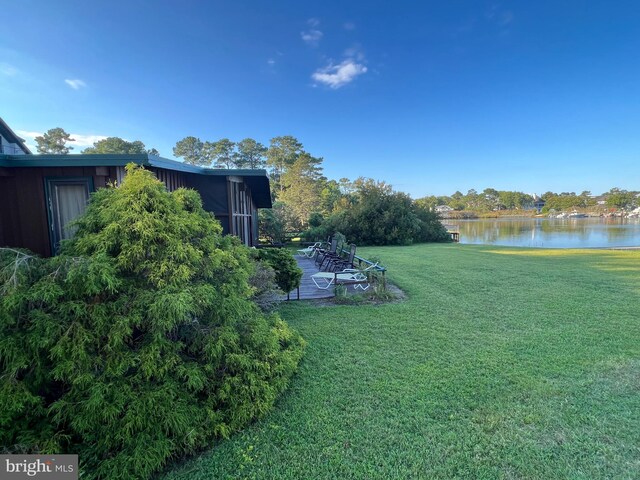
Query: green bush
xmin=302 ymin=180 xmax=450 ymax=246
xmin=307 ymin=212 xmax=324 ymax=228
xmin=0 ymin=165 xmax=305 ymax=479
xmin=248 ymin=260 xmax=281 ymax=311
xmin=255 ymin=248 xmax=303 ymax=294
xmin=258 ymin=201 xmax=297 ymax=244
xmin=414 ymin=204 xmax=452 ymax=242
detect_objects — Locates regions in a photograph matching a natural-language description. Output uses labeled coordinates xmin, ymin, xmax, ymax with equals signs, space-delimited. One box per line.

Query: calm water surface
xmin=448 ymin=218 xmax=640 ymax=248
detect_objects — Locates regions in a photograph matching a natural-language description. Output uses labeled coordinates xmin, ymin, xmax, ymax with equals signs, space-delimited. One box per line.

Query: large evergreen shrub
xmin=302 ymin=180 xmax=450 ymax=246
xmin=0 ymin=165 xmax=305 ymax=479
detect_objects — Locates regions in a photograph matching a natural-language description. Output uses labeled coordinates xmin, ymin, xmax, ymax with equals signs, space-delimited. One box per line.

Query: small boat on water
xmin=568 ymin=212 xmax=588 ymax=218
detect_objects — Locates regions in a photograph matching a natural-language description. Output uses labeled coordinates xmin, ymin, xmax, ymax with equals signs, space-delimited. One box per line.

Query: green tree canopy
xmin=308 ymin=178 xmax=449 ymax=246
xmin=606 ymin=188 xmax=636 ymax=209
xmin=82 ymin=137 xmax=148 ymax=154
xmin=267 ymin=136 xmax=304 ymax=193
xmin=279 ymin=153 xmax=325 ymax=228
xmin=35 ymin=127 xmax=75 ymax=154
xmin=234 ymin=138 xmax=267 ymax=169
xmin=204 ymin=138 xmax=236 ymax=169
xmin=173 ymin=136 xmax=206 ymax=165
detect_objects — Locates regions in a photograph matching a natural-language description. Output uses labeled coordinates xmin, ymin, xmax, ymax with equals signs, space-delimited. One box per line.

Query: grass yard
xmin=164 ymin=244 xmax=640 ymax=479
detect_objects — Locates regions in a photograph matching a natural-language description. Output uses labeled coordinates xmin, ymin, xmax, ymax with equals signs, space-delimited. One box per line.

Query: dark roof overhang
xmin=0 ymin=153 xmax=272 ymax=208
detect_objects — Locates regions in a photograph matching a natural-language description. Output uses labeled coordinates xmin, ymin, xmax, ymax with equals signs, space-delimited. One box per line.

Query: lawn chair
xmin=327 ymin=243 xmax=356 ymax=272
xmin=319 ymin=240 xmax=345 ymax=270
xmin=297 ymin=241 xmax=322 ymax=258
xmin=315 ymin=237 xmax=338 ymax=267
xmin=311 ymin=263 xmax=379 ymax=291
xmin=311 ymin=236 xmax=332 ymax=262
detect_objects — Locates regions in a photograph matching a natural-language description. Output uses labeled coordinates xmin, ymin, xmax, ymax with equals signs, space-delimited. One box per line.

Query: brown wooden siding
xmin=150 ymin=168 xmax=186 ymax=192
xmin=0 ymin=166 xmax=118 ymax=257
xmin=0 ymin=165 xmax=263 ymax=256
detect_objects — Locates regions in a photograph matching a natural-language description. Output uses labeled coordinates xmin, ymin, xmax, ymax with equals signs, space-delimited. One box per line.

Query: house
xmin=435 ymin=205 xmax=454 ymax=213
xmin=532 ymin=195 xmax=545 ymax=213
xmin=0 ymin=118 xmax=31 ymax=155
xmin=0 ymin=152 xmax=272 ymax=256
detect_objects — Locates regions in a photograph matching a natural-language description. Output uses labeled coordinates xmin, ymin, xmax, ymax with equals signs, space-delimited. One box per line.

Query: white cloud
xmin=301 ymin=29 xmax=323 ymax=46
xmin=64 ymin=79 xmax=87 ymax=90
xmin=0 ymin=63 xmax=18 ymax=76
xmin=267 ymin=58 xmax=276 ymax=65
xmin=311 ymin=59 xmax=367 ymax=89
xmin=343 ymin=22 xmax=356 ymax=31
xmin=301 ymin=18 xmax=323 ymax=46
xmin=14 ymin=130 xmax=41 ymax=139
xmin=16 ymin=130 xmax=108 ymax=149
xmin=69 ymin=133 xmax=108 ymax=146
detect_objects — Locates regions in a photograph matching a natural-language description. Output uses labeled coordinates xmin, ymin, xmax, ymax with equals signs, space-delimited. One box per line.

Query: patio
xmin=283 ymin=256 xmax=335 ymax=300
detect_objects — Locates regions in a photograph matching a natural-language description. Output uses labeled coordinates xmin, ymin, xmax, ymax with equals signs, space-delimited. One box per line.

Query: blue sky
xmin=1 ymin=1 xmax=639 ymax=197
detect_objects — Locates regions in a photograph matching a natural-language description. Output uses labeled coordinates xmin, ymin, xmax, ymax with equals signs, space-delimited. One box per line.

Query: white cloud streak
xmin=0 ymin=63 xmax=18 ymax=76
xmin=301 ymin=18 xmax=323 ymax=46
xmin=311 ymin=59 xmax=367 ymax=89
xmin=68 ymin=133 xmax=108 ymax=146
xmin=301 ymin=29 xmax=323 ymax=46
xmin=64 ymin=79 xmax=87 ymax=90
xmin=16 ymin=130 xmax=108 ymax=149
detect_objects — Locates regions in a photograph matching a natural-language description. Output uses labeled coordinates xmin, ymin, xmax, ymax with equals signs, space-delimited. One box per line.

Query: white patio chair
xmin=297 ymin=241 xmax=322 ymax=258
xmin=311 ymin=263 xmax=379 ymax=291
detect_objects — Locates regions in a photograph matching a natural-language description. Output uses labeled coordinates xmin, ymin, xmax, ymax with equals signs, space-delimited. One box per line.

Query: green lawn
xmin=164 ymin=244 xmax=640 ymax=479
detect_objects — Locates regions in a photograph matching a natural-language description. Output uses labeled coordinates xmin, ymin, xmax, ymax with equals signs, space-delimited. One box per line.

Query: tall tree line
xmin=34 ymin=127 xmax=160 ymax=155
xmin=417 ymin=188 xmax=639 ymax=212
xmin=173 ymin=134 xmax=329 ymax=229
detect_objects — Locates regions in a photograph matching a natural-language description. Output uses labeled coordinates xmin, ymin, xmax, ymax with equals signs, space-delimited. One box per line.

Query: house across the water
xmin=435 ymin=205 xmax=454 ymax=214
xmin=532 ymin=195 xmax=546 ymax=213
xmin=0 ymin=126 xmax=271 ymax=256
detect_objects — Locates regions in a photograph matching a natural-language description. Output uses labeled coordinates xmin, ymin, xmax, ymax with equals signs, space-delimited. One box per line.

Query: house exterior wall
xmin=149 ymin=167 xmax=187 ymax=191
xmin=184 ymin=174 xmax=230 ymax=233
xmin=0 ymin=166 xmax=118 ymax=257
xmin=0 ymin=166 xmax=264 ymax=257
xmin=184 ymin=174 xmax=259 ymax=245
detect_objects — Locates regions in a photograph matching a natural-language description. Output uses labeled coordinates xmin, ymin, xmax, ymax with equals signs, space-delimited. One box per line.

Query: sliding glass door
xmin=45 ymin=177 xmax=93 ymax=253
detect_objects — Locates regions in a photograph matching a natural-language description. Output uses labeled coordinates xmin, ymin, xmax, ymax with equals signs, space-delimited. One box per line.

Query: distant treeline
xmin=416 ymin=188 xmax=639 ymax=212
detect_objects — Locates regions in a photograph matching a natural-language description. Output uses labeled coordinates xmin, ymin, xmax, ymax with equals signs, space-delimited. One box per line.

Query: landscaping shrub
xmin=255 ymin=248 xmax=303 ymax=294
xmin=414 ymin=204 xmax=452 ymax=242
xmin=258 ymin=201 xmax=297 ymax=244
xmin=0 ymin=165 xmax=305 ymax=479
xmin=248 ymin=260 xmax=281 ymax=311
xmin=302 ymin=180 xmax=450 ymax=246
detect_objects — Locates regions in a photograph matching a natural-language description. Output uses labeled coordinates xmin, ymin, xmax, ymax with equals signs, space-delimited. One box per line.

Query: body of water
xmin=447 ymin=217 xmax=640 ymax=248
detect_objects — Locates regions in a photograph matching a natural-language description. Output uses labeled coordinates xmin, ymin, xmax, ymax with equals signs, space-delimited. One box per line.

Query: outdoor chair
xmin=315 ymin=237 xmax=338 ymax=267
xmin=312 ymin=236 xmax=332 ymax=262
xmin=327 ymin=243 xmax=356 ymax=272
xmin=297 ymin=241 xmax=322 ymax=258
xmin=311 ymin=263 xmax=379 ymax=291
